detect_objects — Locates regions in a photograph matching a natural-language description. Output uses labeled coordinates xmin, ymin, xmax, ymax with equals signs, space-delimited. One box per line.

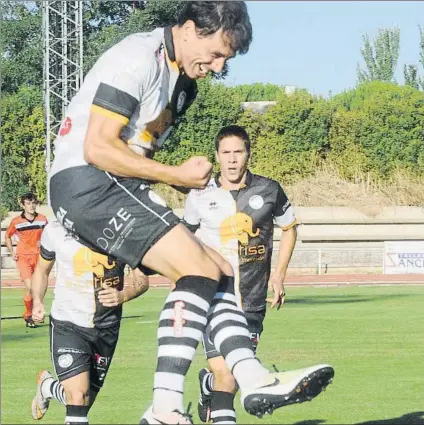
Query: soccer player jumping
xmin=47 ymin=2 xmax=334 ymax=423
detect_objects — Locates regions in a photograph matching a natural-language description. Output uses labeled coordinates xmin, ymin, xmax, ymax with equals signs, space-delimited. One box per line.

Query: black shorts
xmin=202 ymin=309 xmax=266 ymax=359
xmin=50 ymin=316 xmax=120 ymax=390
xmin=50 ymin=166 xmax=181 ymax=269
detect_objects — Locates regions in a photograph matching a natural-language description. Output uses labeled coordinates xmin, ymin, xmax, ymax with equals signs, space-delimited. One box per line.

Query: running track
xmin=2 ymin=273 xmax=424 ymax=288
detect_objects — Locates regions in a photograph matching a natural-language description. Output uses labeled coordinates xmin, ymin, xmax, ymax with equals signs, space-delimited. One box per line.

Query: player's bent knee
xmin=214 ymin=368 xmax=236 ymax=393
xmin=209 ymin=359 xmax=236 ymax=393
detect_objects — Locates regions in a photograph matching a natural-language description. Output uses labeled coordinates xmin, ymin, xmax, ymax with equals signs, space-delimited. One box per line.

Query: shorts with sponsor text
xmin=50 ymin=316 xmax=119 ymax=390
xmin=50 ymin=165 xmax=181 ymax=269
xmin=202 ymin=308 xmax=266 ymax=360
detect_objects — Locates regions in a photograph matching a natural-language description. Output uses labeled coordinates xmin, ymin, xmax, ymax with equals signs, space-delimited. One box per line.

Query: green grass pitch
xmin=1 ymin=285 xmax=423 ymax=424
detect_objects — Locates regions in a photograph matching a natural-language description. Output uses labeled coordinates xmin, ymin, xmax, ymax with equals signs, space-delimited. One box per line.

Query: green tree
xmin=234 ymin=83 xmax=283 ymax=101
xmin=1 ymin=1 xmax=43 ymax=94
xmin=84 ymin=0 xmax=183 ymax=71
xmin=1 ymin=86 xmax=47 ymax=211
xmin=357 ymin=27 xmax=400 ymax=83
xmin=404 ymin=64 xmax=419 ymax=90
xmin=331 ymin=81 xmax=424 ymax=178
xmin=155 ymin=77 xmax=244 ymax=166
xmin=245 ymin=90 xmax=333 ymax=183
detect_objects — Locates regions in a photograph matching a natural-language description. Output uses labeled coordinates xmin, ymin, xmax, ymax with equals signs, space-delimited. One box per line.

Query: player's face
xmin=181 ymin=22 xmax=235 ymax=79
xmin=216 ymin=136 xmax=249 ymax=183
xmin=22 ymin=199 xmax=37 ymax=215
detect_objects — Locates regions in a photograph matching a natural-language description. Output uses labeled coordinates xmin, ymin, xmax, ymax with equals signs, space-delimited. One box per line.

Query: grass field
xmin=1 ymin=285 xmax=424 ymax=424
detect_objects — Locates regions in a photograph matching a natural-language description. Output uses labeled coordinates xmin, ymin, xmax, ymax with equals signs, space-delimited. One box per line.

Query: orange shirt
xmin=5 ymin=212 xmax=48 ymax=256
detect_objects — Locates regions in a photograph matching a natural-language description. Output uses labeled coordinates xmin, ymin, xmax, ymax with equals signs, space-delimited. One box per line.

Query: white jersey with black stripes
xmin=50 ymin=27 xmax=195 ymax=177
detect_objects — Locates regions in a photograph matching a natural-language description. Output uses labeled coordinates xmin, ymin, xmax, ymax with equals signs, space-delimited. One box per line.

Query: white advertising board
xmin=384 ymin=241 xmax=424 ymax=274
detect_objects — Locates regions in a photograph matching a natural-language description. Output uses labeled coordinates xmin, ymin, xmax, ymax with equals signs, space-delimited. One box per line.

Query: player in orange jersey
xmin=5 ymin=192 xmax=48 ymax=327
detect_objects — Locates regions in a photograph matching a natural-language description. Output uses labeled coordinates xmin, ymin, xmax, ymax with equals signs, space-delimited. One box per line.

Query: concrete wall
xmin=2 ymin=206 xmax=424 ymax=273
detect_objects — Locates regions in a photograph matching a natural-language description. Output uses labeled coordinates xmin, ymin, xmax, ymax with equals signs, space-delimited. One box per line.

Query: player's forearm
xmin=31 ymin=267 xmax=50 ymax=303
xmin=273 ymin=226 xmax=297 ymax=278
xmin=84 ymin=137 xmax=180 ymax=184
xmin=122 ymin=273 xmax=149 ymax=303
xmin=5 ymin=238 xmax=14 ymax=255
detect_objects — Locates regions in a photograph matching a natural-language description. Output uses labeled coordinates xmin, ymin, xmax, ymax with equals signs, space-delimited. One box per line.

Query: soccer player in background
xmin=183 ymin=125 xmax=327 ymax=424
xmin=31 ymin=220 xmax=149 ymax=425
xmin=5 ymin=192 xmax=48 ymax=328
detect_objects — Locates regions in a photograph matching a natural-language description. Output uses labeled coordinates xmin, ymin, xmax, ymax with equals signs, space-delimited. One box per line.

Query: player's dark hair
xmin=20 ymin=192 xmax=37 ymax=204
xmin=177 ymin=1 xmax=252 ymax=55
xmin=215 ymin=125 xmax=251 ymax=154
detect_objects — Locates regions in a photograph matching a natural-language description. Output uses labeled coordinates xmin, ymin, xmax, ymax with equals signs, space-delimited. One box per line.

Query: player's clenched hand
xmin=174 ymin=156 xmax=213 ymax=189
xmin=266 ymin=272 xmax=286 ymax=310
xmin=32 ymin=302 xmax=46 ymax=323
xmin=12 ymin=252 xmax=18 ymax=261
xmin=98 ymin=286 xmax=124 ymax=307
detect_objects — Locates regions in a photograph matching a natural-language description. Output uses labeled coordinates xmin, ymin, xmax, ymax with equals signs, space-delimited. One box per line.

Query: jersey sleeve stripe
xmin=91 ymin=105 xmax=129 ymax=125
xmin=92 ymin=83 xmax=138 ymax=119
xmin=182 ymin=221 xmax=200 ymax=234
xmin=280 ymin=219 xmax=297 ymax=231
xmin=40 ymin=245 xmax=56 ymax=261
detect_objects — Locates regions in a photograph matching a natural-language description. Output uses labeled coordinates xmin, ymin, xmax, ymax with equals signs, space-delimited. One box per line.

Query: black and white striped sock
xmin=207 ymin=276 xmax=269 ymax=390
xmin=40 ymin=378 xmax=67 ymax=405
xmin=202 ymin=371 xmax=214 ymax=396
xmin=211 ymin=391 xmax=236 ymax=424
xmin=153 ymin=275 xmax=218 ymax=414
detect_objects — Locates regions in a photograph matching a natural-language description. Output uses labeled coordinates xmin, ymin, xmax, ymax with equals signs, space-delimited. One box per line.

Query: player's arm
xmin=83 ymin=53 xmax=210 ymax=188
xmin=98 ymin=268 xmax=149 ymax=307
xmin=273 ymin=225 xmax=297 ymax=281
xmin=5 ymin=222 xmax=18 ymax=260
xmin=122 ymin=268 xmax=149 ymax=303
xmin=267 ymin=184 xmax=298 ymax=309
xmin=84 ymin=112 xmax=182 ymax=182
xmin=31 ymin=256 xmax=55 ymax=322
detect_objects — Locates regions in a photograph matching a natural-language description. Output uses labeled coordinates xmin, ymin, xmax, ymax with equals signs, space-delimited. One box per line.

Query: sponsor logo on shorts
xmin=58 ymin=348 xmax=84 ymax=354
xmin=148 ymin=190 xmax=167 ymax=207
xmin=94 ymin=353 xmax=110 ymax=368
xmin=58 ymin=354 xmax=73 ymax=368
xmin=96 ymin=208 xmax=135 ymax=252
xmin=56 ymin=207 xmax=76 ymax=233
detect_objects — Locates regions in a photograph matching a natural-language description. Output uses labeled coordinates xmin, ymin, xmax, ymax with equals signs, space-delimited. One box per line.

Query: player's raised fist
xmin=174 ymin=156 xmax=213 ymax=189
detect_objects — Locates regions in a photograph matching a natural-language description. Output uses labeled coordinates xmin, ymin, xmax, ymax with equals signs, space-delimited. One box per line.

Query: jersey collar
xmin=164 ymin=26 xmax=180 ymax=74
xmin=21 ymin=211 xmax=38 ymax=222
xmin=214 ymin=170 xmax=253 ymax=190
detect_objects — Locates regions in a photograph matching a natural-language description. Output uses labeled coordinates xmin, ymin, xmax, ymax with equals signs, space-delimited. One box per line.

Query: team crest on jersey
xmin=249 ymin=195 xmax=264 ymax=210
xmin=176 ymin=91 xmax=187 ymax=114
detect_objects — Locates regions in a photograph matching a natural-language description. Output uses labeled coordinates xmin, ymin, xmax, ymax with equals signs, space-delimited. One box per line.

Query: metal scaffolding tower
xmin=42 ymin=1 xmax=83 ymax=204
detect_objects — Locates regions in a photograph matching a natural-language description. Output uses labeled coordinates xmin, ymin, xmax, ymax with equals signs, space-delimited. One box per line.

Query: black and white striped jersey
xmin=184 ymin=171 xmax=297 ymax=312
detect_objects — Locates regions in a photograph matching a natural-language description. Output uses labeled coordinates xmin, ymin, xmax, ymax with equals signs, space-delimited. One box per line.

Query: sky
xmin=226 ymin=1 xmax=424 ymax=96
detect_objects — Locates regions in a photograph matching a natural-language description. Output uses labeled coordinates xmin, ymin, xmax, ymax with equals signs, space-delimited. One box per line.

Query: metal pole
xmin=42 ymin=1 xmax=51 ymax=206
xmin=318 ymin=248 xmax=322 ymax=275
xmin=79 ymin=2 xmax=84 ymax=88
